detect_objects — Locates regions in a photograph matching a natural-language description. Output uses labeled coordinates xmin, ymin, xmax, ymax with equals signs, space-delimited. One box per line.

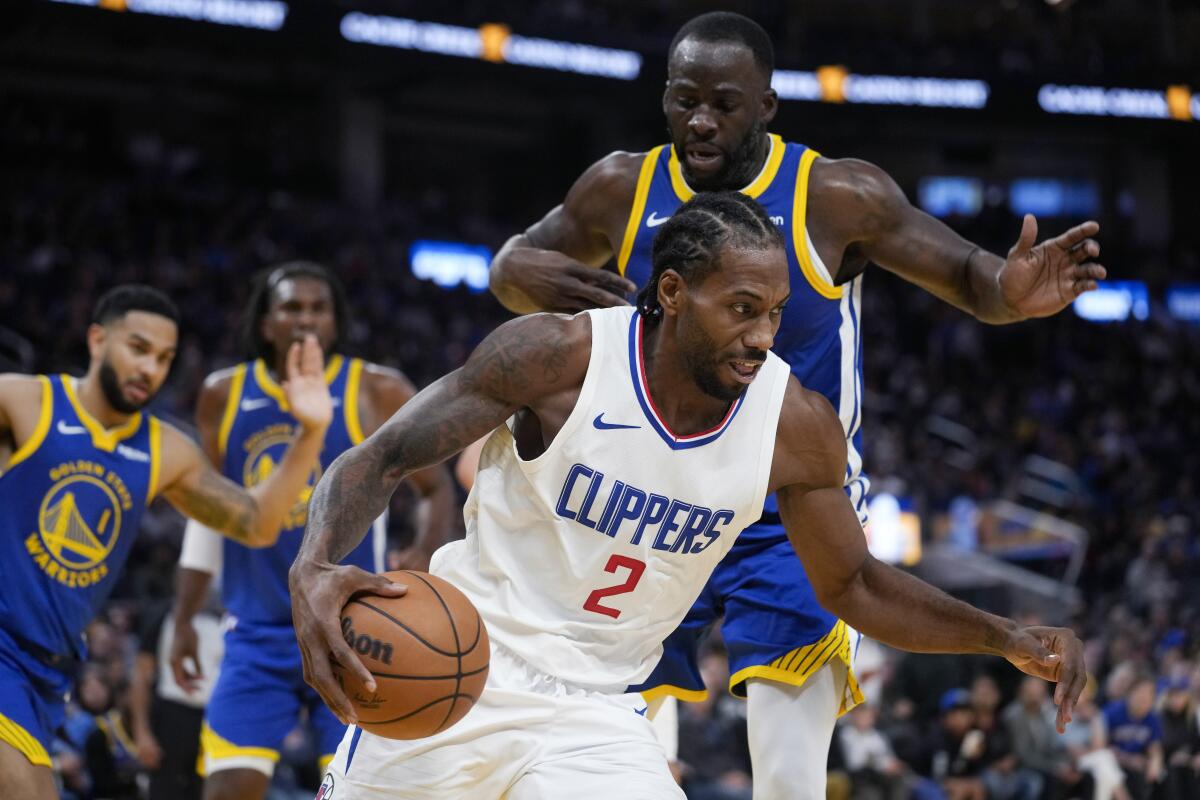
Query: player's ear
xmin=658 ymin=270 xmax=685 ymax=318
xmin=86 ymin=323 xmax=108 ymax=361
xmin=762 ymin=87 xmax=779 ymax=125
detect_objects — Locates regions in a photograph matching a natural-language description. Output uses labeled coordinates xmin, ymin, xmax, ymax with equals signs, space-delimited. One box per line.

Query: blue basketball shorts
xmin=0 ymin=626 xmax=72 ymax=768
xmin=202 ymin=620 xmax=346 ymax=777
xmin=631 ymin=524 xmax=863 ymax=713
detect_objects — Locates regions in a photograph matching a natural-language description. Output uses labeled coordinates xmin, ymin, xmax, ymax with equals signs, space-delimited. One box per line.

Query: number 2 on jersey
xmin=583 ymin=555 xmax=646 ymax=619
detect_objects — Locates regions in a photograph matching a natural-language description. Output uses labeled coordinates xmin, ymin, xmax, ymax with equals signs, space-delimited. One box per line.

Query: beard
xmin=679 ymin=316 xmax=751 ymax=403
xmin=675 ymin=117 xmax=768 ymax=192
xmin=99 ymin=358 xmax=150 ymax=414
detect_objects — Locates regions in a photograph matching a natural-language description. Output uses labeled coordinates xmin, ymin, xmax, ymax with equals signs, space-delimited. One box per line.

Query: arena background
xmin=3 ymin=1 xmax=1199 ymax=798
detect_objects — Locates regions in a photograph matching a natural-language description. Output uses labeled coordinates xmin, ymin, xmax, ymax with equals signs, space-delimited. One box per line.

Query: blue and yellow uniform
xmin=622 ymin=136 xmax=866 ymax=710
xmin=201 ymin=355 xmax=384 ymax=774
xmin=0 ymin=375 xmax=162 ymax=765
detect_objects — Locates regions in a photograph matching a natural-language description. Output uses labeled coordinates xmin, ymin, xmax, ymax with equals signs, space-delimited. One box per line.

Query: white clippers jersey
xmin=431 ymin=306 xmax=791 ymax=692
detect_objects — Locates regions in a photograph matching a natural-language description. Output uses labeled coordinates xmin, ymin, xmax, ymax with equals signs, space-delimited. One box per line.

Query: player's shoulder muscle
xmin=0 ymin=373 xmax=49 ymax=437
xmin=809 ymin=156 xmax=909 ymax=241
xmin=562 ymin=151 xmax=650 ymax=225
xmin=769 ymin=376 xmax=848 ymax=494
xmin=463 ymin=311 xmax=592 ymax=406
xmin=195 ymin=366 xmax=241 ymax=426
xmin=358 ymin=362 xmax=417 ymax=419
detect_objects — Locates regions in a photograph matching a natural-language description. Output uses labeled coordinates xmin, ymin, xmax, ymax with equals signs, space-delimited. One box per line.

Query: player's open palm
xmin=1003 ymin=624 xmax=1086 ymax=733
xmin=999 ymin=214 xmax=1107 ymax=318
xmin=282 ymin=333 xmax=333 ymax=432
xmin=289 ymin=560 xmax=406 ymax=725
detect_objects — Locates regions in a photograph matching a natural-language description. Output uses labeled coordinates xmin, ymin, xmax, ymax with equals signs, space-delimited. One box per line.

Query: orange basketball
xmin=332 ymin=570 xmax=489 ymax=740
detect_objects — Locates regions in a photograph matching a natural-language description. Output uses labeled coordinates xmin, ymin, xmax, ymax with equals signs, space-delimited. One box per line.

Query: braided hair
xmin=636 ymin=191 xmax=783 ymax=323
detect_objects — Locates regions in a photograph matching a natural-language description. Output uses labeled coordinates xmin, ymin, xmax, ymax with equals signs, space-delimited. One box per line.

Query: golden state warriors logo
xmin=25 ymin=461 xmax=133 ymax=588
xmin=243 ymin=424 xmax=322 ymax=530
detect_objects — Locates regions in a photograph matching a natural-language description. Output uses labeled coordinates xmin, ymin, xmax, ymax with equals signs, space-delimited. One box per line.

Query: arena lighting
xmin=1166 ymin=285 xmax=1200 ymax=323
xmin=409 ymin=240 xmax=492 ymax=293
xmin=918 ymin=176 xmax=983 ymax=218
xmin=339 ymin=13 xmax=642 ymax=81
xmin=47 ymin=0 xmax=287 ymax=31
xmin=1073 ymin=281 xmax=1150 ymax=323
xmin=773 ymin=68 xmax=990 ymax=109
xmin=1038 ymin=83 xmax=1198 ymax=121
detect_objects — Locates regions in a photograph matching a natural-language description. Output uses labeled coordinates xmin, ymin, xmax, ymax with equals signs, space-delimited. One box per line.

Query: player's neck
xmin=76 ymin=373 xmax=134 ymax=429
xmin=640 ymin=322 xmax=734 ymax=435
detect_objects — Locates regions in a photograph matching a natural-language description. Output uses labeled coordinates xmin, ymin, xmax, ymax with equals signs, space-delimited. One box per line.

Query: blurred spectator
xmin=1159 ymin=676 xmax=1200 ymax=800
xmin=836 ymin=703 xmax=907 ymax=800
xmin=1060 ymin=678 xmax=1130 ymax=800
xmin=1002 ymin=676 xmax=1090 ymax=799
xmin=1104 ymin=677 xmax=1165 ymax=799
xmin=675 ymin=650 xmax=752 ymax=800
xmin=917 ymin=688 xmax=988 ymax=800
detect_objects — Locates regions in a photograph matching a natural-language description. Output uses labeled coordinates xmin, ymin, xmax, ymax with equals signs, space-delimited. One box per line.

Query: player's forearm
xmin=823 ymin=555 xmax=1016 ymax=656
xmin=129 ymin=653 xmax=156 ymax=738
xmin=172 ymin=567 xmax=213 ymax=627
xmin=300 ymin=439 xmax=405 ymax=565
xmin=410 ymin=468 xmax=455 ymax=556
xmin=245 ymin=424 xmax=327 ymax=543
xmin=489 ymin=234 xmax=544 ymax=314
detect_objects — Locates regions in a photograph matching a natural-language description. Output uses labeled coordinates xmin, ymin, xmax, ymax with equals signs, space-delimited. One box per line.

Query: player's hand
xmin=283 ymin=334 xmax=334 ymax=433
xmin=509 ymin=251 xmax=637 ymax=313
xmin=290 ymin=558 xmax=407 ymax=725
xmin=134 ymin=730 xmax=163 ymax=770
xmin=169 ymin=618 xmax=203 ymax=694
xmin=999 ymin=215 xmax=1106 ymax=319
xmin=1002 ymin=624 xmax=1086 ymax=733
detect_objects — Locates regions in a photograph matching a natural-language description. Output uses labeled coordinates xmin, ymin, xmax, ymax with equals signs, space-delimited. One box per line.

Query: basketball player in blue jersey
xmin=0 ymin=284 xmax=334 ymax=799
xmin=486 ymin=12 xmax=1106 ymax=797
xmin=166 ymin=263 xmax=455 ymax=800
xmin=289 ymin=192 xmax=1086 ymax=799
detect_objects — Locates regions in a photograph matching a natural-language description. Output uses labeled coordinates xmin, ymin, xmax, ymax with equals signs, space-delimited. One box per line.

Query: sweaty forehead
xmin=668 ymin=38 xmax=765 ymax=90
xmin=271 ymin=276 xmax=333 ymax=307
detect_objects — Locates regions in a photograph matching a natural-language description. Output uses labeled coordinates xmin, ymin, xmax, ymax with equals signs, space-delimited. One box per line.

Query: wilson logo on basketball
xmin=341 ymin=616 xmax=395 ymax=665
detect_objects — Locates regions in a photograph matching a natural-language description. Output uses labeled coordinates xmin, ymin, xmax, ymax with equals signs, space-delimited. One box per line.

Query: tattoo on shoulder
xmin=463 ymin=316 xmax=576 ymax=401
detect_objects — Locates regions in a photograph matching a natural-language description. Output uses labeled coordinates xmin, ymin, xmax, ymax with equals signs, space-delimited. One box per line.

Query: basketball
xmin=333 ymin=570 xmax=490 ymax=740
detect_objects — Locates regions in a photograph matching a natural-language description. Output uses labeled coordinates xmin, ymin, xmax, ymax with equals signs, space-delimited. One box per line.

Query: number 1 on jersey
xmin=583 ymin=555 xmax=646 ymax=619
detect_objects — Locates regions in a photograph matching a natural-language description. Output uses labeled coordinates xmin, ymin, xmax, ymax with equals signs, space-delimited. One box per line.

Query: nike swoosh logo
xmin=634 ymin=706 xmax=649 ymax=717
xmin=646 ymin=211 xmax=671 ymax=228
xmin=593 ymin=414 xmax=640 ymax=431
xmin=57 ymin=420 xmax=86 ymax=435
xmin=240 ymin=398 xmax=274 ymax=412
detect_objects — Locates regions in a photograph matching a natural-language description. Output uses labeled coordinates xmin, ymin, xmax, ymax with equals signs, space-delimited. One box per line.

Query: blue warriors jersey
xmin=617 ymin=135 xmax=869 ymax=532
xmin=0 ymin=375 xmax=162 ymax=660
xmin=217 ymin=356 xmax=384 ymax=626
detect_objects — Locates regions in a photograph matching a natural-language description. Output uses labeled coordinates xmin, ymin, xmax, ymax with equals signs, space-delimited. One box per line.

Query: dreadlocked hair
xmin=636 ymin=191 xmax=783 ymax=324
xmin=242 ymin=261 xmax=348 ymax=361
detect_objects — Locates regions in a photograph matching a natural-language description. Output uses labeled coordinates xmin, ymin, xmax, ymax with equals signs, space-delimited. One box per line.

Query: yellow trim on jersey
xmin=666 ymin=134 xmax=785 ymax=202
xmin=252 ymin=355 xmax=345 ymax=413
xmin=640 ymin=683 xmax=709 ymax=704
xmin=344 ymin=358 xmax=366 ymax=445
xmin=217 ymin=364 xmax=248 ymax=460
xmin=792 ymin=148 xmax=844 ymax=300
xmin=7 ymin=375 xmax=53 ymax=470
xmin=0 ymin=712 xmax=52 ymax=768
xmin=318 ymin=753 xmax=335 ymax=774
xmin=616 ymin=146 xmax=665 ymax=277
xmin=146 ymin=417 xmax=162 ymax=503
xmin=200 ymin=723 xmax=280 ymax=772
xmin=728 ymin=620 xmax=864 ymax=716
xmin=61 ymin=376 xmax=142 ymax=452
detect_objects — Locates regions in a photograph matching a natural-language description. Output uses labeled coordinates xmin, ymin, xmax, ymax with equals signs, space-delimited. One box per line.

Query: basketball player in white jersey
xmin=290 ymin=193 xmax=1085 ymax=799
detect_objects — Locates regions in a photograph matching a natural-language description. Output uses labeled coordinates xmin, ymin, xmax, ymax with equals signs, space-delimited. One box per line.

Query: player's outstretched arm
xmin=770 ymin=379 xmax=1086 ymax=732
xmin=157 ymin=335 xmax=332 ymax=547
xmin=489 ymin=152 xmax=640 ymax=314
xmin=291 ymin=312 xmax=591 ymax=724
xmin=360 ymin=365 xmax=457 ymax=571
xmin=814 ymin=158 xmax=1106 ymax=324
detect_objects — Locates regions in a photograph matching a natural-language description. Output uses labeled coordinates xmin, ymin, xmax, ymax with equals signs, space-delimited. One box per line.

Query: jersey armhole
xmin=616 ymin=146 xmax=664 ymax=277
xmin=792 ymin=149 xmax=844 ymax=301
xmin=6 ymin=375 xmax=53 ymax=470
xmin=147 ymin=416 xmax=162 ymax=504
xmin=344 ymin=358 xmax=366 ymax=445
xmin=750 ymin=361 xmax=794 ymax=517
xmin=216 ymin=364 xmax=248 ymax=460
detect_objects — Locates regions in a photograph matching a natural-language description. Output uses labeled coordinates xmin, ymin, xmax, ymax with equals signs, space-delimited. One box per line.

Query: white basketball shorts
xmin=319 ymin=640 xmax=684 ymax=799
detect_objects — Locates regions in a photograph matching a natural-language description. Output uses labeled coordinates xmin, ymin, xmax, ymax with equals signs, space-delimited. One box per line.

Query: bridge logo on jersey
xmin=25 ymin=461 xmax=133 ymax=588
xmin=242 ymin=424 xmax=322 ymax=530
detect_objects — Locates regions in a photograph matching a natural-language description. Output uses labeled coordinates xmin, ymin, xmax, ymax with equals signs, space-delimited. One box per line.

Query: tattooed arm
xmin=290 ymin=312 xmax=590 ymax=723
